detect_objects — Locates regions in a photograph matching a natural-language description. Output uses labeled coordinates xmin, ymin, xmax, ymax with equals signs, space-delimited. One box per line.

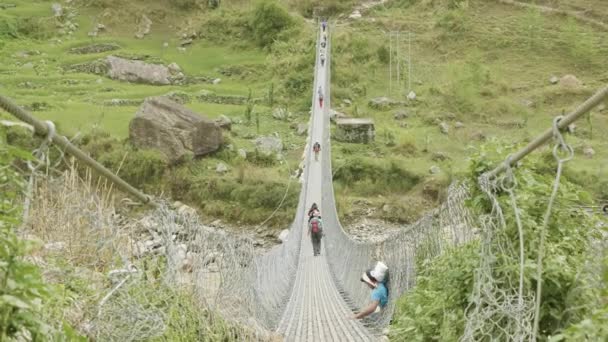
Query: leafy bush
xmin=0 ymin=17 xmax=48 ymax=40
xmin=289 ymin=0 xmax=356 ymax=18
xmin=251 ymin=0 xmax=294 ymax=49
xmin=97 ymin=145 xmax=167 ymax=192
xmin=390 ymin=143 xmax=606 ymax=340
xmin=333 ymin=157 xmax=421 ymax=195
xmin=198 ymin=8 xmax=252 ymax=44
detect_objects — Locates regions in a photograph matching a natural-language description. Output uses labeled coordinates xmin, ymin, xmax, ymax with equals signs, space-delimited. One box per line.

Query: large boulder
xmin=105 ymin=56 xmax=172 ymax=85
xmin=129 ymin=97 xmax=222 ymax=163
xmin=255 ymin=136 xmax=283 ymax=155
xmin=559 ymin=74 xmax=582 ymax=89
xmin=368 ymin=97 xmax=405 ymax=111
xmin=335 ymin=118 xmax=375 ymax=144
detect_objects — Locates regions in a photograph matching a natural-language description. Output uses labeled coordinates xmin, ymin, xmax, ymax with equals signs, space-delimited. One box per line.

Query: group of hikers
xmin=318 ymin=20 xmax=327 ymax=108
xmin=306 ymin=202 xmax=389 ymax=319
xmin=303 ymin=20 xmax=389 ymax=321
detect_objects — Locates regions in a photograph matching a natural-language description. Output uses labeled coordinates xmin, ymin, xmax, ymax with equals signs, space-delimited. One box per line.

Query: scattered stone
xmin=180 ymin=38 xmax=194 ymax=47
xmin=439 ymin=122 xmax=449 ymax=134
xmin=335 ymin=118 xmax=375 ymax=144
xmin=238 ymin=149 xmax=247 ymax=159
xmin=134 ymin=14 xmax=152 ymax=39
xmin=443 ymin=112 xmax=457 ymax=121
xmin=559 ymin=74 xmax=582 ymax=89
xmin=407 ymin=91 xmax=416 ymax=101
xmin=103 ymin=98 xmax=141 ymax=106
xmin=163 ymin=90 xmax=191 ymax=104
xmin=212 ymin=78 xmax=221 ymax=85
xmin=549 ymin=75 xmax=559 ymax=84
xmin=349 ymin=10 xmax=362 ymax=19
xmin=343 ymin=99 xmax=352 ymax=106
xmin=167 ymin=62 xmax=181 ymax=75
xmin=215 ymin=115 xmax=232 ymax=130
xmin=105 ymin=56 xmax=172 ymax=85
xmin=455 ymin=121 xmax=465 ymax=129
xmin=254 ymin=136 xmax=283 ymax=155
xmin=197 ymin=90 xmax=250 ymax=105
xmin=272 ymin=107 xmax=291 ymax=121
xmin=0 ymin=3 xmax=17 ymax=10
xmin=429 ymin=165 xmax=441 ymax=174
xmin=129 ymin=97 xmax=223 ymax=163
xmin=520 ymin=99 xmax=534 ymax=108
xmin=177 ymin=47 xmax=187 ymax=53
xmin=45 ymin=241 xmax=66 ymax=252
xmin=22 ymin=62 xmax=34 ymax=69
xmin=97 ymin=23 xmax=106 ymax=31
xmin=330 ymin=109 xmax=349 ymax=123
xmin=432 ymin=152 xmax=450 ymax=162
xmin=598 ymin=103 xmax=606 ymax=112
xmin=296 ymin=123 xmax=308 ymax=136
xmin=470 ymin=130 xmax=486 ymax=141
xmin=216 ymin=162 xmax=229 ymax=174
xmin=393 ymin=110 xmax=408 ymax=120
xmin=583 ymin=146 xmax=595 ymax=158
xmin=177 ymin=203 xmax=197 ymax=217
xmin=51 ymin=3 xmax=62 ymax=17
xmin=368 ymin=97 xmax=405 ymax=111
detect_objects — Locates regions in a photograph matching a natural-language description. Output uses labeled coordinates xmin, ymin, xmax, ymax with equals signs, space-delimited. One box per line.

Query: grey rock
xmin=393 ymin=110 xmax=408 ymax=120
xmin=278 ymin=229 xmax=289 ymax=243
xmin=368 ymin=97 xmax=404 ymax=111
xmin=583 ymin=147 xmax=595 ymax=158
xmin=168 ymin=62 xmax=181 ymax=74
xmin=212 ymin=78 xmax=221 ymax=85
xmin=439 ymin=122 xmax=449 ymax=134
xmin=567 ymin=124 xmax=576 ymax=134
xmin=330 ymin=109 xmax=349 ymax=123
xmin=296 ymin=123 xmax=308 ymax=136
xmin=559 ymin=74 xmax=582 ymax=89
xmin=177 ymin=204 xmax=197 ymax=217
xmin=549 ymin=75 xmax=559 ymax=84
xmin=164 ymin=90 xmax=191 ymax=104
xmin=238 ymin=149 xmax=247 ymax=159
xmin=255 ymin=136 xmax=283 ymax=155
xmin=134 ymin=14 xmax=152 ymax=39
xmin=105 ymin=56 xmax=172 ymax=85
xmin=429 ymin=165 xmax=441 ymax=174
xmin=215 ymin=115 xmax=232 ymax=130
xmin=455 ymin=121 xmax=465 ymax=129
xmin=272 ymin=107 xmax=290 ymax=121
xmin=129 ymin=97 xmax=223 ymax=163
xmin=432 ymin=152 xmax=450 ymax=161
xmin=22 ymin=62 xmax=34 ymax=69
xmin=216 ymin=162 xmax=229 ymax=174
xmin=335 ymin=118 xmax=375 ymax=144
xmin=343 ymin=99 xmax=352 ymax=106
xmin=407 ymin=91 xmax=417 ymax=100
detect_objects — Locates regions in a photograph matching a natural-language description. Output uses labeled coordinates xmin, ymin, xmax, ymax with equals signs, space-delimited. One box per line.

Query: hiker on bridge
xmin=318 ymin=86 xmax=324 ymax=108
xmin=320 ymin=52 xmax=326 ymax=67
xmin=308 ymin=210 xmax=323 ymax=256
xmin=353 ymin=261 xmax=389 ymax=320
xmin=313 ymin=142 xmax=321 ymax=161
xmin=321 ymin=19 xmax=327 ymax=32
xmin=308 ymin=202 xmax=320 ymax=221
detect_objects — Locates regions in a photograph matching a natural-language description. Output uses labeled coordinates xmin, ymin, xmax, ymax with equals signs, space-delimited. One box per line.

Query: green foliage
xmin=289 ymin=0 xmax=356 ymax=18
xmin=169 ymin=0 xmax=202 ymax=10
xmin=95 ymin=145 xmax=167 ymax=191
xmin=0 ymin=17 xmax=48 ymax=40
xmin=268 ymin=82 xmax=275 ymax=107
xmin=435 ymin=7 xmax=470 ymax=39
xmin=0 ymin=132 xmax=54 ymax=340
xmin=391 ymin=142 xmax=605 ymax=339
xmin=377 ymin=45 xmax=390 ymax=64
xmin=333 ymin=157 xmax=421 ymax=196
xmin=198 ymin=7 xmax=251 ymax=44
xmin=251 ymin=0 xmax=294 ymax=49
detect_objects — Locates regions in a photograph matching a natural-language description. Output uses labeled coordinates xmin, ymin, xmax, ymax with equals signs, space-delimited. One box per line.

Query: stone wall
xmin=335 ymin=118 xmax=375 ymax=144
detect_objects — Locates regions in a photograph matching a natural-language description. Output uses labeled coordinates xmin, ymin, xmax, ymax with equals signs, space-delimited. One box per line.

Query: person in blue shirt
xmin=353 ymin=261 xmax=389 ymax=319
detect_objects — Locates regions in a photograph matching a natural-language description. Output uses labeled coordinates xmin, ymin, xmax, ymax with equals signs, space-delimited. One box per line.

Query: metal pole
xmin=486 ymin=85 xmax=608 ymax=179
xmin=0 ymin=94 xmax=153 ymax=205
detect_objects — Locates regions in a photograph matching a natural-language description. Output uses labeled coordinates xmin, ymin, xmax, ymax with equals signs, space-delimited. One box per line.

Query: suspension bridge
xmin=2 ymin=23 xmax=607 ymax=342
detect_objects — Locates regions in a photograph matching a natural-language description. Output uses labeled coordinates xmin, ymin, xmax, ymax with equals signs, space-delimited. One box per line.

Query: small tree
xmin=268 ymin=82 xmax=274 ymax=108
xmin=251 ymin=0 xmax=294 ymax=49
xmin=244 ymin=88 xmax=254 ymax=125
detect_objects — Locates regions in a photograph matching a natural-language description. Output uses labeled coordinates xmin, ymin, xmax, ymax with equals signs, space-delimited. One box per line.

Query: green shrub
xmin=198 ymin=8 xmax=251 ymax=44
xmin=97 ymin=146 xmax=167 ymax=191
xmin=0 ymin=17 xmax=48 ymax=40
xmin=251 ymin=0 xmax=294 ymax=49
xmin=333 ymin=157 xmax=421 ymax=195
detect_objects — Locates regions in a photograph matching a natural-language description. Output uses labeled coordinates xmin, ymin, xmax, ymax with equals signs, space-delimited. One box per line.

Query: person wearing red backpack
xmin=308 ymin=214 xmax=324 ymax=256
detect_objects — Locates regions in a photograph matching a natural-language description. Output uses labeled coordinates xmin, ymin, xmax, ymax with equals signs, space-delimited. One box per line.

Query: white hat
xmin=361 ymin=261 xmax=388 ymax=287
xmin=370 ymin=261 xmax=388 ymax=283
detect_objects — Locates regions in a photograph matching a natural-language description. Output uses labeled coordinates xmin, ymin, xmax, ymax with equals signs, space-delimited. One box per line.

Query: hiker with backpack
xmin=308 ymin=213 xmax=323 ymax=256
xmin=352 ymin=261 xmax=389 ymax=319
xmin=308 ymin=203 xmax=320 ymax=221
xmin=318 ymin=86 xmax=324 ymax=108
xmin=313 ymin=142 xmax=321 ymax=161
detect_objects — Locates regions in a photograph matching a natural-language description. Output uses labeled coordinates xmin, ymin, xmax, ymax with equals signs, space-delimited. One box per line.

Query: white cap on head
xmin=370 ymin=261 xmax=388 ymax=283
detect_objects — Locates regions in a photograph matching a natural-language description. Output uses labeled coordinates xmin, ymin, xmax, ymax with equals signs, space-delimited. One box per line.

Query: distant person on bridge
xmin=318 ymin=86 xmax=324 ymax=108
xmin=321 ymin=19 xmax=327 ymax=32
xmin=308 ymin=202 xmax=320 ymax=222
xmin=313 ymin=142 xmax=321 ymax=161
xmin=308 ymin=214 xmax=323 ymax=256
xmin=353 ymin=262 xmax=389 ymax=320
xmin=320 ymin=52 xmax=326 ymax=67
xmin=322 ymin=31 xmax=327 ymax=44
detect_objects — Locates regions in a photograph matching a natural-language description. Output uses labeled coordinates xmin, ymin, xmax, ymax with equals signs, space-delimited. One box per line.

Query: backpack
xmin=310 ymin=218 xmax=322 ymax=234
